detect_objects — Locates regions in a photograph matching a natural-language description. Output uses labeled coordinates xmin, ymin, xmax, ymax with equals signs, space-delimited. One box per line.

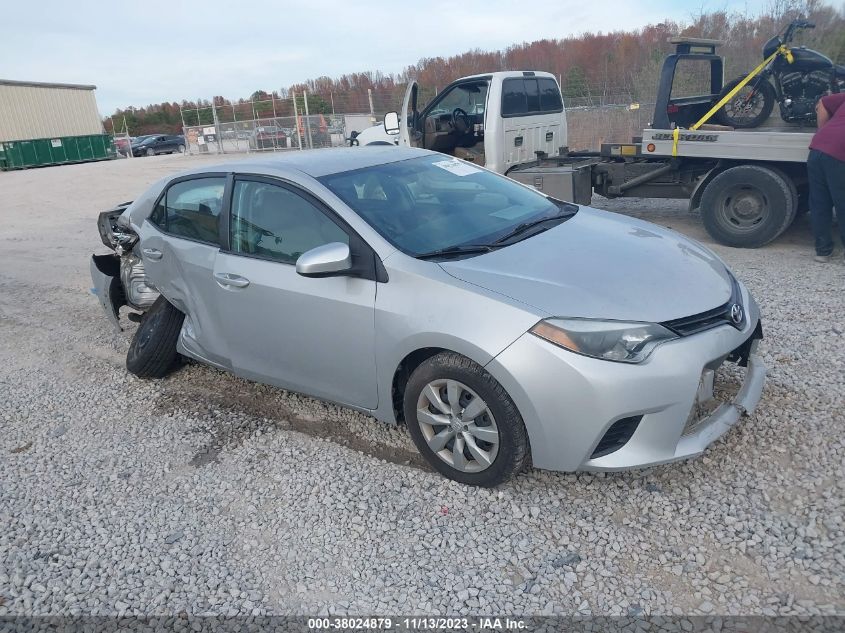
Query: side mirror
xmin=295 ymin=242 xmax=352 ymax=277
xmin=383 ymin=111 xmax=400 ymax=135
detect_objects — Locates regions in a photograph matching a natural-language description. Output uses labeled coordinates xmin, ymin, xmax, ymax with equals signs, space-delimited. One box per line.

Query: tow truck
xmin=358 ymin=38 xmax=813 ymax=248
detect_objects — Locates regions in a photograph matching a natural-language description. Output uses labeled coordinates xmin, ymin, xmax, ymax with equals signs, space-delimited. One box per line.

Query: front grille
xmin=661 ymin=276 xmax=745 ymax=336
xmin=590 ymin=415 xmax=642 ymax=459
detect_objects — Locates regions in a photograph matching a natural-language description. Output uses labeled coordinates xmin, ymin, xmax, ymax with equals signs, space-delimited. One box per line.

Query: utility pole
xmin=367 ymin=88 xmax=376 ymax=126
xmin=212 ymin=98 xmax=223 ymax=154
xmin=303 ymin=90 xmax=313 ymax=149
xmin=178 ymin=105 xmax=188 ymax=156
xmin=291 ymin=91 xmax=303 ymax=150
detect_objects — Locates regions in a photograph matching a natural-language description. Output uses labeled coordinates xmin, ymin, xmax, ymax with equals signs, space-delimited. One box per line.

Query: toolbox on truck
xmin=508 ymin=163 xmax=593 ymax=205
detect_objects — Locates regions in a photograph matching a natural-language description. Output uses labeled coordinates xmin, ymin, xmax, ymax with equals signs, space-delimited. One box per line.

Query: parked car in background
xmin=113 ymin=137 xmax=131 ymax=156
xmin=131 ymin=135 xmax=186 ymax=157
xmin=90 ymin=147 xmax=765 ymax=487
xmin=249 ymin=126 xmax=288 ymax=150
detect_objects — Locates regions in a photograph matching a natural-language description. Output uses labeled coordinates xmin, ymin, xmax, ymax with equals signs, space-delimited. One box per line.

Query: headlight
xmin=530 ymin=318 xmax=678 ymax=363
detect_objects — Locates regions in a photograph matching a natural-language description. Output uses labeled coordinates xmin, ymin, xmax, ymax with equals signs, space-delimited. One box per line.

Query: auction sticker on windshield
xmin=432 ymin=159 xmax=481 ymax=176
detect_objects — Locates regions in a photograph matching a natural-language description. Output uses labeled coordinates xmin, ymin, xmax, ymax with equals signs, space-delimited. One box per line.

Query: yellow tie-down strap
xmin=671 ymin=44 xmax=793 ymax=157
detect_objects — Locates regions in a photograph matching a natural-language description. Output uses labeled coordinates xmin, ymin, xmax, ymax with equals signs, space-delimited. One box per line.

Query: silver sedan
xmin=91 ymin=147 xmax=765 ymax=486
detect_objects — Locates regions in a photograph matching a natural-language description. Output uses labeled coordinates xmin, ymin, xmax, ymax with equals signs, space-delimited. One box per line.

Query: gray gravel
xmin=0 ymin=154 xmax=843 ymax=616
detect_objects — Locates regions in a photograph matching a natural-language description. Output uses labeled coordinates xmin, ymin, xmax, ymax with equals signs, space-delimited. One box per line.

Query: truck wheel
xmin=403 ymin=352 xmax=530 ymax=487
xmin=700 ymin=165 xmax=795 ymax=248
xmin=126 ymin=295 xmax=184 ymax=378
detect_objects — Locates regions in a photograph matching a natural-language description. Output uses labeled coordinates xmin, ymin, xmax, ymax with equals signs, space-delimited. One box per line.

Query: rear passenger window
xmin=501 ymin=78 xmax=563 ymax=117
xmin=149 ymin=177 xmax=226 ymax=244
xmin=502 ymin=79 xmax=527 ymax=117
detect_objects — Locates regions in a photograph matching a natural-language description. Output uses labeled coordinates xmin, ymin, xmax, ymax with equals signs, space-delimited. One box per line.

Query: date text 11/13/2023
xmin=307 ymin=616 xmax=528 ymax=630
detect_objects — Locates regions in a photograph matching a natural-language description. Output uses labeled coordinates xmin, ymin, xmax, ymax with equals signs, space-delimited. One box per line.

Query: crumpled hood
xmin=440 ymin=207 xmax=733 ymax=322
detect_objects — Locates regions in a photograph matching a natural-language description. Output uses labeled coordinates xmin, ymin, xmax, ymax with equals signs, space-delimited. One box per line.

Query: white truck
xmin=352 ymin=39 xmax=814 ymax=249
xmin=353 ymin=70 xmax=568 ymax=175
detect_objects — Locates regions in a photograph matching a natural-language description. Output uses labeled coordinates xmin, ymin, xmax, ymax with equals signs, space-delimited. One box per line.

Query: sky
xmin=2 ymin=0 xmax=772 ymax=115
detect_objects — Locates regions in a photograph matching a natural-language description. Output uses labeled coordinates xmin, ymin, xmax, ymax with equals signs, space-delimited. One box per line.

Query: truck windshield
xmin=319 ymin=155 xmax=576 ymax=257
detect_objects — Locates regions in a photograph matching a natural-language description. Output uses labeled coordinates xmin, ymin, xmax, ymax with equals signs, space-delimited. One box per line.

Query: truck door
xmin=399 ymin=81 xmax=418 ymax=147
xmin=498 ymin=76 xmax=565 ymax=172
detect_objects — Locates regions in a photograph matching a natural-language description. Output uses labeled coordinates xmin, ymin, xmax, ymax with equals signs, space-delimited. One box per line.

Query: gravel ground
xmin=0 ymin=153 xmax=843 ymax=617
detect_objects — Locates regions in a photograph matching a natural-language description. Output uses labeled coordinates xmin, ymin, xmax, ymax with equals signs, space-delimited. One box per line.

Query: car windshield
xmin=319 ymin=155 xmax=575 ymax=257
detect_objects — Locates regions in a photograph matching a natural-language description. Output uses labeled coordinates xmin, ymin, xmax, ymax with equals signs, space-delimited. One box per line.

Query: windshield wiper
xmin=493 ymin=209 xmax=576 ymax=245
xmin=415 ymin=244 xmax=496 ymax=260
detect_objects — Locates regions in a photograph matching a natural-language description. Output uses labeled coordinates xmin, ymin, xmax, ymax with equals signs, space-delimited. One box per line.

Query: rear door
xmin=500 ymin=75 xmax=564 ymax=170
xmin=212 ymin=176 xmax=378 ymax=408
xmin=137 ymin=174 xmax=232 ymax=367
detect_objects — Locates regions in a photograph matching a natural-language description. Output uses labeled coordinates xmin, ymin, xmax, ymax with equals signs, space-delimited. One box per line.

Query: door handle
xmin=214 ymin=272 xmax=250 ymax=288
xmin=142 ymin=248 xmax=163 ymax=260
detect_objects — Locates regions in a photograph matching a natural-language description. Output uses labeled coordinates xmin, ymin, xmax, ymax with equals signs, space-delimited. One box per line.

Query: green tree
xmin=563 ymin=66 xmax=589 ymax=102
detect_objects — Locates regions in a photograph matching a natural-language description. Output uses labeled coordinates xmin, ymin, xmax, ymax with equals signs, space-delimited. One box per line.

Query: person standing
xmin=808 ymin=92 xmax=845 ymax=262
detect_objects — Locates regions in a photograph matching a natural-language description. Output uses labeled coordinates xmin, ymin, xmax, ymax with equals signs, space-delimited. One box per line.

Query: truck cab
xmin=352 ymin=71 xmax=568 ymax=174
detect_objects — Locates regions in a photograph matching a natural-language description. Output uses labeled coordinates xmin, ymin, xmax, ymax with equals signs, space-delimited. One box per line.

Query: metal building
xmin=0 ymin=79 xmax=115 ymax=170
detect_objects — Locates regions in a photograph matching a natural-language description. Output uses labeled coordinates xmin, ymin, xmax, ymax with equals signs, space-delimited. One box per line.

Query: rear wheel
xmin=403 ymin=352 xmax=530 ymax=487
xmin=714 ymin=76 xmax=776 ymax=128
xmin=126 ymin=295 xmax=184 ymax=378
xmin=700 ymin=165 xmax=795 ymax=248
xmin=177 ymin=144 xmax=186 ymax=153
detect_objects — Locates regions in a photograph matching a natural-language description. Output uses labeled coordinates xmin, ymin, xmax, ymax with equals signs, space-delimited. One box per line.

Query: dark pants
xmin=807 ymin=149 xmax=845 ymax=256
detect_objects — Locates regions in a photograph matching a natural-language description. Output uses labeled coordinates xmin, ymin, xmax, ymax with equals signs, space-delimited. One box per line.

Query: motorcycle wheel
xmin=714 ymin=76 xmax=776 ymax=128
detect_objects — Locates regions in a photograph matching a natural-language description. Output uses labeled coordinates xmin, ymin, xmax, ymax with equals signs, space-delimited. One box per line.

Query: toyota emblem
xmin=730 ymin=303 xmax=744 ymax=325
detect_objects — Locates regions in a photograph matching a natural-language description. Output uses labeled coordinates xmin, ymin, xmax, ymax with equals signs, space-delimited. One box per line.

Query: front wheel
xmin=403 ymin=352 xmax=530 ymax=486
xmin=177 ymin=144 xmax=185 ymax=153
xmin=145 ymin=148 xmax=155 ymax=157
xmin=126 ymin=295 xmax=185 ymax=378
xmin=714 ymin=76 xmax=776 ymax=128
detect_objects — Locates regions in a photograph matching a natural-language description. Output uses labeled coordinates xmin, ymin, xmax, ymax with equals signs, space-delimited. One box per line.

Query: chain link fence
xmin=173 ymin=87 xmax=654 ymax=156
xmin=182 ymin=115 xmax=358 ymax=156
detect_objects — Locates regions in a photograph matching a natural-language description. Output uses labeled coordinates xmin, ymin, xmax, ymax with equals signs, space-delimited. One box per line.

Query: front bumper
xmin=90 ymin=254 xmax=124 ymax=332
xmin=486 ymin=289 xmax=766 ymax=472
xmin=90 ymin=253 xmax=158 ymax=332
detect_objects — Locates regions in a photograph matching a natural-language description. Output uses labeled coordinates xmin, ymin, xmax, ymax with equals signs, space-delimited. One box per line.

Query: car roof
xmin=177 ymin=146 xmax=432 ymax=179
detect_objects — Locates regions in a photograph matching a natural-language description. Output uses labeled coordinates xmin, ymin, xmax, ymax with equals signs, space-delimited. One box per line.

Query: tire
xmin=700 ymin=165 xmax=795 ymax=248
xmin=403 ymin=352 xmax=530 ymax=487
xmin=177 ymin=144 xmax=185 ymax=153
xmin=126 ymin=295 xmax=185 ymax=378
xmin=146 ymin=148 xmax=155 ymax=157
xmin=714 ymin=76 xmax=776 ymax=128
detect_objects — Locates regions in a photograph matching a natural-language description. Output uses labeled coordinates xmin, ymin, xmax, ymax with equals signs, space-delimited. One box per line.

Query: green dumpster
xmin=0 ymin=134 xmax=115 ymax=170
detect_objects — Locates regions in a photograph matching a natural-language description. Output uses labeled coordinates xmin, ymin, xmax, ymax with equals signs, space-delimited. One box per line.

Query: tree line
xmin=105 ymin=1 xmax=844 ymax=136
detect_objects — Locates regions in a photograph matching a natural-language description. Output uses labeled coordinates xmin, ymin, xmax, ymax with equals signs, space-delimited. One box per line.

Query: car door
xmin=137 ymin=174 xmax=233 ymax=367
xmin=212 ymin=175 xmax=379 ymax=409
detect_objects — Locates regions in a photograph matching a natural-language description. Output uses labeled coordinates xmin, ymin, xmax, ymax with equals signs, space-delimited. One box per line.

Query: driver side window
xmin=230 ymin=180 xmax=348 ymax=264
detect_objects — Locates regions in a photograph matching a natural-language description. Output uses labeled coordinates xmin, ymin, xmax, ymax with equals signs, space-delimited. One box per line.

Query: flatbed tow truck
xmin=509 ymin=37 xmax=813 ymax=248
